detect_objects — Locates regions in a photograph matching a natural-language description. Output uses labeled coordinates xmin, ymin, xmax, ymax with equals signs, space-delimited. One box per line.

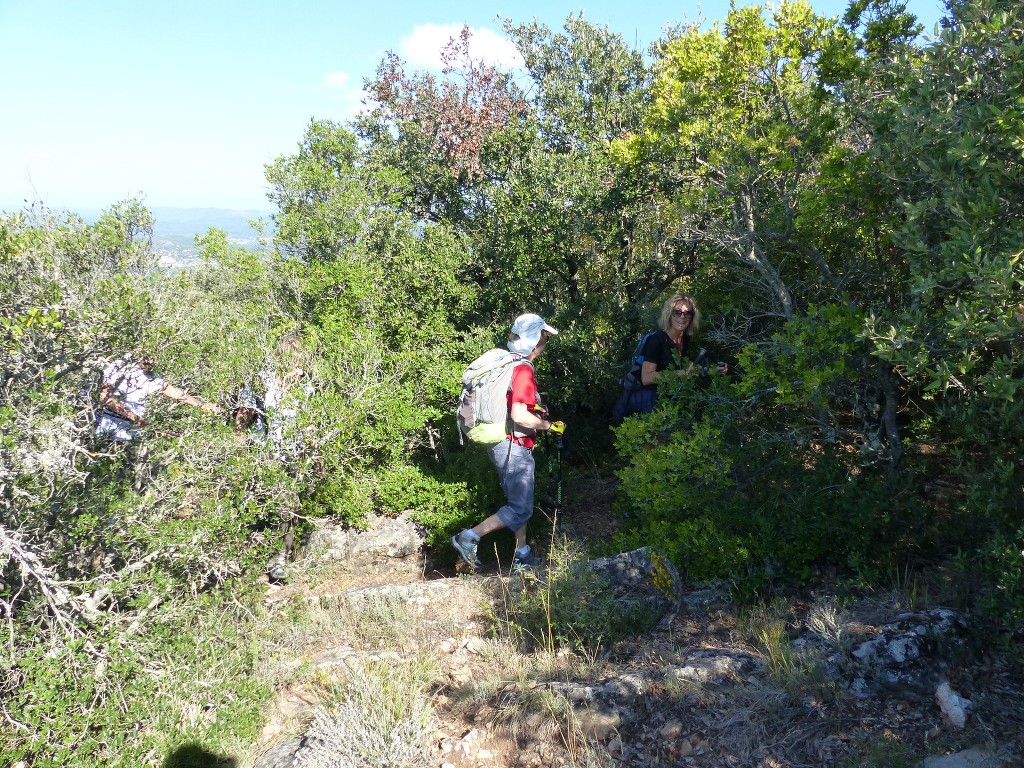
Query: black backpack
xmin=619 ymin=330 xmax=658 ymax=393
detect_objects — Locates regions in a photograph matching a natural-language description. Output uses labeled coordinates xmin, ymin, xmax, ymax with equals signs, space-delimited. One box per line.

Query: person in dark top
xmin=614 ymin=293 xmax=727 ymax=419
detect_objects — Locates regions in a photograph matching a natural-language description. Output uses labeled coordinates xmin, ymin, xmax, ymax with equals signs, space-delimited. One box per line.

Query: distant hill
xmin=0 ymin=205 xmax=274 ymax=268
xmin=147 ymin=207 xmax=272 ymax=241
xmin=145 ymin=207 xmax=270 ymax=268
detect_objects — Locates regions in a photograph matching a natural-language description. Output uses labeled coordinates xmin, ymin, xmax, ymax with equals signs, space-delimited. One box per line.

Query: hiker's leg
xmin=280 ymin=506 xmax=294 ymax=561
xmin=470 ymin=512 xmax=506 ymax=538
xmin=488 ymin=441 xmax=535 ymax=538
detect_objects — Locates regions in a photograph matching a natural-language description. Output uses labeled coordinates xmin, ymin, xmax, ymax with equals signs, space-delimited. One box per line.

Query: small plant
xmin=845 ymin=733 xmax=917 ymax=768
xmin=340 ymin=592 xmax=415 ymax=649
xmin=739 ymin=601 xmax=832 ymax=690
xmin=752 ymin=613 xmax=798 ymax=679
xmin=806 ymin=598 xmax=848 ymax=651
xmin=494 ymin=536 xmax=659 ymax=653
xmin=300 ymin=655 xmax=437 ymax=768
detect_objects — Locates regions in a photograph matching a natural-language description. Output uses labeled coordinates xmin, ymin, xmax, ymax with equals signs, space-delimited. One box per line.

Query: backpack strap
xmin=622 ymin=330 xmax=657 ymax=390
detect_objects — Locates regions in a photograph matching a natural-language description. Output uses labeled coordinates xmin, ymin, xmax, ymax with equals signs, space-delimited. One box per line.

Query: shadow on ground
xmin=164 ymin=743 xmax=236 ymax=768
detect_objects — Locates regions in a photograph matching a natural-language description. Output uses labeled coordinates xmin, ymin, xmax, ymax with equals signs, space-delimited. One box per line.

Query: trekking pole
xmin=553 ymin=431 xmax=563 ymax=517
xmin=534 ymin=404 xmax=566 ymax=520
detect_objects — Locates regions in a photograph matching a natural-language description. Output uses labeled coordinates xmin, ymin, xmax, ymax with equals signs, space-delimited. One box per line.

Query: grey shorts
xmin=489 ymin=440 xmax=536 ymax=531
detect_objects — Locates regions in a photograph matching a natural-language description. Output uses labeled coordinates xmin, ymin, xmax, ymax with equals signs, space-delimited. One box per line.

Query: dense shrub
xmin=495 ymin=538 xmax=661 ymax=652
xmin=610 ymin=368 xmax=934 ymax=597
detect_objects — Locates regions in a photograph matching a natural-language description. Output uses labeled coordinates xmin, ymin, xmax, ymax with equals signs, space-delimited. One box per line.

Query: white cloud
xmin=399 ymin=23 xmax=524 ymax=71
xmin=323 ymin=71 xmax=353 ymax=89
xmin=321 ymin=70 xmax=367 ymax=120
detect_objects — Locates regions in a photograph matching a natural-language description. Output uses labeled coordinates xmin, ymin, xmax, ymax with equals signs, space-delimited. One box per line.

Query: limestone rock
xmin=935 ymin=680 xmax=971 ymax=729
xmin=253 ymin=739 xmax=302 ymax=768
xmin=920 ymin=746 xmax=998 ymax=768
xmin=587 ymin=547 xmax=683 ymax=628
xmin=848 ymin=608 xmax=968 ymax=698
xmin=306 ymin=513 xmax=424 ymax=562
xmin=669 ymin=649 xmax=759 ymax=684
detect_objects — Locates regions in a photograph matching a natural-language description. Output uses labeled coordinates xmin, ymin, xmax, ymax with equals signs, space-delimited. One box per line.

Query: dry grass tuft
xmin=296 ymin=656 xmax=436 ymax=768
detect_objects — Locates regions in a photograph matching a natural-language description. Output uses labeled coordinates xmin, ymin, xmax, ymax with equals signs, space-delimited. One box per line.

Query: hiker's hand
xmin=200 ymin=402 xmax=221 ymax=415
xmin=548 ymin=421 xmax=566 ymax=435
xmin=716 ymin=362 xmax=729 ymax=375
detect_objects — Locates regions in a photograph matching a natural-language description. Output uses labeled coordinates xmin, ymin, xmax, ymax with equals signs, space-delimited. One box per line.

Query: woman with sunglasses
xmin=615 ymin=293 xmax=726 ymax=418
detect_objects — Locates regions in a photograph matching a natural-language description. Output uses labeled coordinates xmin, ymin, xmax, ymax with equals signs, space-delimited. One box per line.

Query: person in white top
xmin=231 ymin=335 xmax=312 ymax=453
xmin=232 ymin=334 xmax=312 ymax=583
xmin=97 ymin=351 xmax=220 ymax=442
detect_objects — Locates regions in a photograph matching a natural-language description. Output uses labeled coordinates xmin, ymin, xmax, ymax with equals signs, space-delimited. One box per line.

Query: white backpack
xmin=456 ymin=349 xmax=533 ymax=444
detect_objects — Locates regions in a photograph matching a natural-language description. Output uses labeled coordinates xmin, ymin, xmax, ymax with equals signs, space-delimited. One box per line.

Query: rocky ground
xmin=250 ymin=476 xmax=1024 ymax=768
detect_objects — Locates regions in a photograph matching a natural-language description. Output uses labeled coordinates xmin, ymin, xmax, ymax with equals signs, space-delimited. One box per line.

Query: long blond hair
xmin=658 ymin=293 xmax=701 ymax=336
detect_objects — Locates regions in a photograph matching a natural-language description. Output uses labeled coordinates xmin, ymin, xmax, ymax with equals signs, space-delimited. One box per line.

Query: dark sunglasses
xmin=672 ymin=309 xmax=695 ymax=319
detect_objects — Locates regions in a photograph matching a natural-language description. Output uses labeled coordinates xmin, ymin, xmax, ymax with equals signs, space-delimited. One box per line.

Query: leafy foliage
xmin=613 ymin=1 xmax=850 ymax=321
xmin=496 ymin=538 xmax=660 ymax=652
xmin=860 ymin=0 xmax=1024 ymax=637
xmin=5 ymin=0 xmax=1024 ymax=761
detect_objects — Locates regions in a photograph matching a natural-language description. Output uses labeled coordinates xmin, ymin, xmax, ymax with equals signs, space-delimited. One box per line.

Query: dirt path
xmin=250 ymin=477 xmax=1024 ymax=768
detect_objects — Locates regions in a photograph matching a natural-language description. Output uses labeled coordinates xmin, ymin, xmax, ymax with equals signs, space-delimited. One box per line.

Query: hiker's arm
xmin=641 ymin=360 xmax=695 ymax=386
xmin=510 ymin=401 xmax=555 ymax=431
xmin=162 ymin=383 xmax=221 ymax=414
xmin=99 ymin=384 xmax=144 ymax=424
xmin=640 ymin=361 xmax=659 ymax=385
xmin=282 ymin=367 xmax=305 ymax=387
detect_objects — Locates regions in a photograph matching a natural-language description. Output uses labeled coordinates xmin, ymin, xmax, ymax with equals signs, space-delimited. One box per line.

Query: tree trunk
xmin=878 ymin=363 xmax=904 ymax=471
xmin=737 ymin=191 xmax=794 ymax=319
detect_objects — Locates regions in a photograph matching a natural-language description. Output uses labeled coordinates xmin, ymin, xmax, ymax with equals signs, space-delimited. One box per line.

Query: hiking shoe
xmin=512 ymin=547 xmax=543 ymax=573
xmin=268 ymin=556 xmax=288 ymax=584
xmin=451 ymin=532 xmax=482 ymax=571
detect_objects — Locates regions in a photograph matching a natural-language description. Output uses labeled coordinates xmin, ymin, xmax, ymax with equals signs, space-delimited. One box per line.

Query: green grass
xmin=3 ymin=589 xmax=272 ymax=768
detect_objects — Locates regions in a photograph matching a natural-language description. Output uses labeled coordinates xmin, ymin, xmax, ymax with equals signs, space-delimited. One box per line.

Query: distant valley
xmin=0 ymin=204 xmax=272 ymax=269
xmin=146 ymin=207 xmax=271 ymax=268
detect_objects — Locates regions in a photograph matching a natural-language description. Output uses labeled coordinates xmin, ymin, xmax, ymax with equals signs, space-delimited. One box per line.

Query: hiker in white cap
xmin=452 ymin=313 xmax=565 ymax=572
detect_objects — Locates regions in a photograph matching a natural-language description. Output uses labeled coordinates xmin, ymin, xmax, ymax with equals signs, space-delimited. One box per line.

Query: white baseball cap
xmin=508 ymin=313 xmax=559 ymax=356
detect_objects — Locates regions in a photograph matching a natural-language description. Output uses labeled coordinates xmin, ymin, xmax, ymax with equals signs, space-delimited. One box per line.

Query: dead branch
xmin=0 ymin=523 xmax=79 ymax=638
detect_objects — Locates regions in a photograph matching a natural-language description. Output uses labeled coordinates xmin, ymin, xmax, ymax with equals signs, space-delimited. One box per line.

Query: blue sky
xmin=0 ymin=0 xmax=945 ymax=213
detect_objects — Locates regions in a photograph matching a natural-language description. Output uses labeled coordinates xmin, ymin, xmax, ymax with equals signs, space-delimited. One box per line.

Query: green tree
xmin=355 ymin=19 xmax=660 ymax=423
xmin=614 ymin=1 xmax=854 ymax=321
xmin=1 ymin=202 xmax=156 ymax=607
xmin=862 ymin=0 xmax=1024 ymax=633
xmin=606 ymin=1 xmax=942 ymax=587
xmin=1 ymin=202 xmax=285 ymax=765
xmin=264 ymin=118 xmax=481 ymax=529
xmin=357 ymin=27 xmax=528 ymax=226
